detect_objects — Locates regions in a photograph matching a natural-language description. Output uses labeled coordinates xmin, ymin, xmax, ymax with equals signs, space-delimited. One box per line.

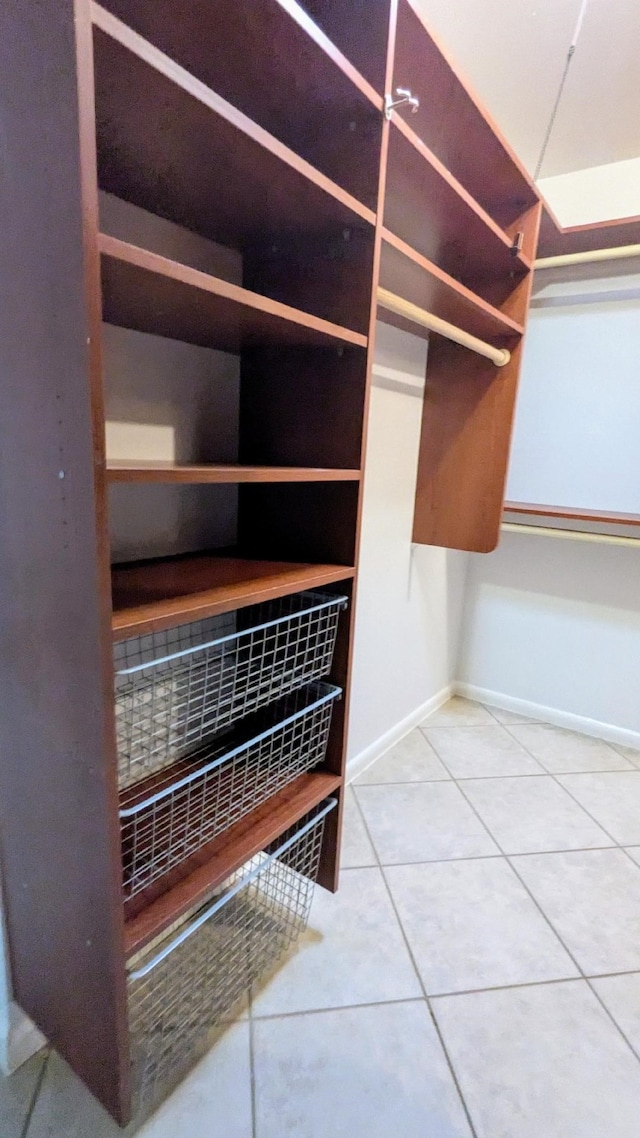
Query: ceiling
xmin=413 ymin=0 xmax=640 ymax=178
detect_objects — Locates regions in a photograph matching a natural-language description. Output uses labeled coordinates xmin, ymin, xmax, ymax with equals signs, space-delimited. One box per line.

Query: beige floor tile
xmin=433 ymin=981 xmax=640 ymax=1138
xmin=0 ymin=1050 xmax=46 ymax=1138
xmin=385 ymin=858 xmax=577 ymax=994
xmin=557 ymin=772 xmax=640 ymax=844
xmin=253 ymin=1001 xmax=472 ymax=1138
xmin=508 ymin=723 xmax=633 ymax=773
xmin=421 ymin=696 xmax=495 ymax=727
xmin=612 ymin=743 xmax=640 ymax=767
xmin=25 ymin=1024 xmax=252 ymax=1138
xmin=424 ymin=725 xmax=543 ymax=779
xmin=355 ymin=729 xmax=450 ymax=785
xmin=462 ymin=775 xmax=614 ymax=854
xmin=513 ymin=848 xmax=640 ymax=975
xmin=625 ymin=847 xmax=640 ymax=868
xmin=251 ymin=867 xmax=421 ymax=1016
xmin=355 ymin=782 xmax=498 ymax=865
xmin=340 ymin=787 xmax=376 ymax=868
xmin=484 ymin=705 xmax=540 ymax=725
xmin=591 ymin=974 xmax=640 ymax=1056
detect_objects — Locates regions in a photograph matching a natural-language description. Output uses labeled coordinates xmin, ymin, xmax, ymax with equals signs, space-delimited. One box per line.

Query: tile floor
xmin=5 ymin=697 xmax=640 ymax=1137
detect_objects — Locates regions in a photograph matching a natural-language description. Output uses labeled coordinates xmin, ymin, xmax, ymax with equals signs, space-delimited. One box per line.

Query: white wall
xmin=347 ymin=322 xmax=469 ymax=771
xmin=458 ymin=164 xmax=640 ymax=744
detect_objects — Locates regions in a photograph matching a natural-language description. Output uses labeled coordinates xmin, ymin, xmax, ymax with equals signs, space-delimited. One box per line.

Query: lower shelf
xmin=124 ymin=770 xmax=342 ymax=952
xmin=111 ymin=552 xmax=355 ymax=640
xmin=127 ymin=796 xmax=336 ymax=1113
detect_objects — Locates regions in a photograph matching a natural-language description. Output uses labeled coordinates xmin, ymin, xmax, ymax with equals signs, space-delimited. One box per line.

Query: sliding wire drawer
xmin=114 ymin=590 xmax=348 ymax=788
xmin=127 ymin=797 xmax=336 ymax=1112
xmin=120 ymin=681 xmax=341 ymax=899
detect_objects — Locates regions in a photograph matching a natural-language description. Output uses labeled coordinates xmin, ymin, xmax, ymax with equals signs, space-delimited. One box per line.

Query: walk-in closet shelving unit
xmin=1 ymin=0 xmax=540 ymax=1126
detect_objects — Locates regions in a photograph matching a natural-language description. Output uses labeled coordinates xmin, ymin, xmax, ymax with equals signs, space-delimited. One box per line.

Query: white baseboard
xmin=455 ymin=682 xmax=640 ymax=752
xmin=1 ymin=1003 xmax=45 ymax=1075
xmin=347 ymin=684 xmax=453 ymax=783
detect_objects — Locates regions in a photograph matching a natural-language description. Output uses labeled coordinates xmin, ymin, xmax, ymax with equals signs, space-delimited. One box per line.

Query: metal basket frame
xmin=127 ymin=798 xmax=336 ymax=1111
xmin=114 ymin=591 xmax=348 ymax=788
xmin=119 ymin=681 xmax=341 ymax=898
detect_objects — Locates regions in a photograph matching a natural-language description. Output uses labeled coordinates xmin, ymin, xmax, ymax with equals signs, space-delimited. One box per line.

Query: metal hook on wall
xmin=384 ymin=87 xmax=420 ymax=120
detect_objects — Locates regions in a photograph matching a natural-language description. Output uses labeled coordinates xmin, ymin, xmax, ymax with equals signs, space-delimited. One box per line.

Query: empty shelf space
xmin=92 ymin=4 xmax=375 ymax=252
xmin=95 ymin=0 xmax=382 ymax=210
xmin=111 ymin=553 xmax=355 ymax=640
xmin=300 ymin=0 xmax=391 ymax=94
xmin=107 ymin=462 xmax=362 ymax=484
xmin=100 ymin=234 xmax=367 ymax=350
xmin=379 ymin=230 xmax=524 ymax=342
xmin=384 ymin=117 xmax=531 ymax=294
xmin=124 ymin=770 xmax=342 ymax=954
xmin=504 ymin=502 xmax=640 ymax=526
xmin=394 ymin=0 xmax=537 ymax=225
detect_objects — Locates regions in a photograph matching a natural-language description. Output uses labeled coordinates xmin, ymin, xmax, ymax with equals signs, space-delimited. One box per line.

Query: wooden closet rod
xmin=377 ymin=288 xmax=511 ymax=367
xmin=535 ymin=244 xmax=640 ymax=270
xmin=502 ymin=522 xmax=640 ymax=548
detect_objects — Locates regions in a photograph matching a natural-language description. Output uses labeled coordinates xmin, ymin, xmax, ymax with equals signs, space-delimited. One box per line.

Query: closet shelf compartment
xmin=114 ymin=590 xmax=348 ymax=787
xmin=92 ymin=5 xmax=375 ymax=251
xmin=384 ymin=116 xmax=531 ymax=292
xmin=379 ymin=229 xmax=524 ymax=342
xmin=95 ymin=0 xmax=382 ymax=210
xmin=100 ymin=235 xmax=367 ymax=351
xmin=120 ymin=681 xmax=341 ymax=899
xmin=107 ymin=462 xmax=362 ymax=484
xmin=127 ymin=797 xmax=336 ymax=1112
xmin=111 ymin=554 xmax=355 ymax=641
xmin=124 ymin=770 xmax=341 ymax=950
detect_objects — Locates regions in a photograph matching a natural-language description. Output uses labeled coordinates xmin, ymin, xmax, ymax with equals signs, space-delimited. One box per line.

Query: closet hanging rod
xmin=535 ymin=244 xmax=640 ymax=270
xmin=377 ymin=288 xmax=511 ymax=367
xmin=502 ymin=522 xmax=640 ymax=548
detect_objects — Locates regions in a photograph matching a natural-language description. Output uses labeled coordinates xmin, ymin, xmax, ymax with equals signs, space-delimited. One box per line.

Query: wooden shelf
xmin=395 ymin=0 xmax=537 ymax=226
xmin=384 ymin=116 xmax=531 ymax=296
xmin=504 ymin=502 xmax=640 ymax=527
xmin=92 ymin=5 xmax=375 ymax=252
xmin=379 ymin=229 xmax=524 ymax=342
xmin=100 ymin=234 xmax=367 ymax=351
xmin=107 ymin=461 xmax=362 ymax=484
xmin=96 ymin=0 xmax=382 ymax=210
xmin=124 ymin=771 xmax=342 ymax=956
xmin=111 ymin=553 xmax=355 ymax=640
xmin=538 ymin=204 xmax=640 ymax=259
xmin=301 ymin=0 xmax=391 ymax=94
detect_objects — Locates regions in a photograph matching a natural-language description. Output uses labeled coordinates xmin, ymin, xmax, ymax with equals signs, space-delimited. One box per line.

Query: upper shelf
xmin=300 ymin=0 xmax=391 ymax=94
xmin=504 ymin=502 xmax=640 ymax=527
xmin=379 ymin=230 xmax=524 ymax=343
xmin=91 ymin=5 xmax=375 ymax=254
xmin=393 ymin=0 xmax=538 ymax=228
xmin=93 ymin=0 xmax=382 ymax=211
xmin=384 ymin=117 xmax=531 ymax=301
xmin=111 ymin=553 xmax=356 ymax=640
xmin=107 ymin=462 xmax=361 ymax=484
xmin=100 ymin=234 xmax=367 ymax=351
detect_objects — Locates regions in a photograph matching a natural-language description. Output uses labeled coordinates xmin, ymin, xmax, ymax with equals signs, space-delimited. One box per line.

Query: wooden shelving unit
xmin=0 ymin=0 xmax=542 ymax=1125
xmin=504 ymin=502 xmax=640 ymax=527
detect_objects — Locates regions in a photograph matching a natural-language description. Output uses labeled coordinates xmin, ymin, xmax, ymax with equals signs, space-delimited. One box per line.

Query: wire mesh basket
xmin=127 ymin=797 xmax=336 ymax=1112
xmin=120 ymin=681 xmax=341 ymax=899
xmin=114 ymin=590 xmax=348 ymax=789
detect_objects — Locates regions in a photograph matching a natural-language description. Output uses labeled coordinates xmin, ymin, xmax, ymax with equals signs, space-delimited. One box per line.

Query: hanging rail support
xmin=535 ymin=244 xmax=640 ymax=270
xmin=377 ymin=287 xmax=512 ymax=367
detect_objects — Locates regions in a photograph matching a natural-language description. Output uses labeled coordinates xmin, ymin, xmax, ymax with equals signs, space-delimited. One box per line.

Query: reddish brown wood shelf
xmin=100 ymin=234 xmax=367 ymax=351
xmin=124 ymin=771 xmax=342 ymax=956
xmin=92 ymin=4 xmax=375 ymax=251
xmin=96 ymin=0 xmax=382 ymax=210
xmin=538 ymin=204 xmax=640 ymax=260
xmin=379 ymin=229 xmax=524 ymax=342
xmin=301 ymin=0 xmax=391 ymax=94
xmin=396 ymin=0 xmax=537 ymax=226
xmin=384 ymin=116 xmax=531 ymax=295
xmin=111 ymin=553 xmax=356 ymax=641
xmin=504 ymin=502 xmax=640 ymax=527
xmin=107 ymin=461 xmax=362 ymax=485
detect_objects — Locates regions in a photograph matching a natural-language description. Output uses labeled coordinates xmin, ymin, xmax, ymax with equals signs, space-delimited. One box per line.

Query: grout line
xmin=250 ymin=996 xmax=426 ymax=1023
xmin=248 ymin=1017 xmax=258 ymax=1138
xmin=20 ymin=1049 xmax=49 ymax=1138
xmin=350 ymin=788 xmax=480 ymax=1138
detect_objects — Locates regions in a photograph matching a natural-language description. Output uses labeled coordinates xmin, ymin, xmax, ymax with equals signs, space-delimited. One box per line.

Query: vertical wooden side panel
xmin=0 ymin=1 xmax=130 ymax=1122
xmin=412 ymin=201 xmax=543 ymax=553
